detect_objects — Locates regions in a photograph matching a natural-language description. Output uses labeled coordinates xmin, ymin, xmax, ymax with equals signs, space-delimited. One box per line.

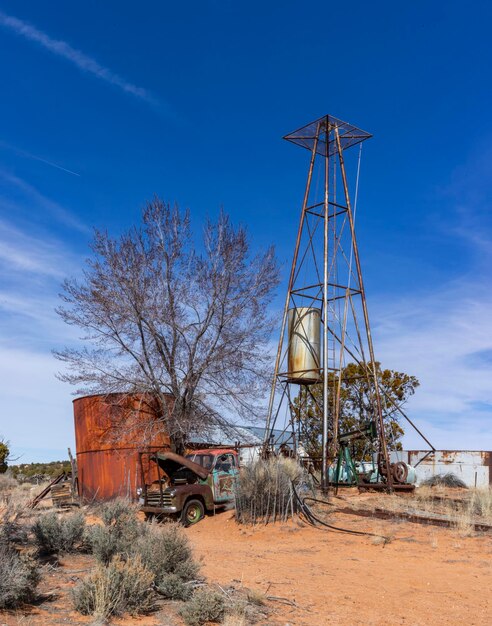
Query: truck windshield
xmin=186 ymin=454 xmax=214 ymax=469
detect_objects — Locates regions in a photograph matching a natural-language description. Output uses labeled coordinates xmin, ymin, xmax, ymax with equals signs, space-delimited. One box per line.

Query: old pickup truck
xmin=139 ymin=448 xmax=239 ymax=526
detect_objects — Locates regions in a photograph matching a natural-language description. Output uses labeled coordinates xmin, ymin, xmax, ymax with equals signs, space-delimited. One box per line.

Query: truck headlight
xmin=136 ymin=488 xmax=142 ymax=496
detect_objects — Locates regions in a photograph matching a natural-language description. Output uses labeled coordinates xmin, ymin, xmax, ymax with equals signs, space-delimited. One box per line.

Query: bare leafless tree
xmin=55 ymin=198 xmax=280 ymax=453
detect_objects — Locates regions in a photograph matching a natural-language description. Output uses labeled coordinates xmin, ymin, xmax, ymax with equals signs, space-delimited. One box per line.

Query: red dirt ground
xmin=1 ymin=503 xmax=491 ymax=625
xmin=187 ymin=508 xmax=492 ymax=625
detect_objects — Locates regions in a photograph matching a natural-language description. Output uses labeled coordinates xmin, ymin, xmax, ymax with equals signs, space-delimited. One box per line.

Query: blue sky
xmin=0 ymin=1 xmax=492 ymax=461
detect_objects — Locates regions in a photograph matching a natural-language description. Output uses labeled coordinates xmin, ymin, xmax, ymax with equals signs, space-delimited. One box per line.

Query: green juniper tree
xmin=0 ymin=439 xmax=10 ymax=474
xmin=293 ymin=362 xmax=419 ymax=459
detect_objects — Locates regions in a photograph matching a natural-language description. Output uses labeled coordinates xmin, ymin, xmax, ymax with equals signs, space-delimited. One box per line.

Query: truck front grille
xmin=146 ymin=490 xmax=173 ymax=506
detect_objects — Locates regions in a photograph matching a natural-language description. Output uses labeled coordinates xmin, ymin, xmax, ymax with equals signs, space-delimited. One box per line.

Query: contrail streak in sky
xmin=0 ymin=10 xmax=156 ymax=104
xmin=0 ymin=141 xmax=81 ymax=177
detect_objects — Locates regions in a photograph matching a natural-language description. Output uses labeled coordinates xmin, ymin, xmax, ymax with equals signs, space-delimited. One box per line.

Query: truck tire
xmin=181 ymin=499 xmax=205 ymax=526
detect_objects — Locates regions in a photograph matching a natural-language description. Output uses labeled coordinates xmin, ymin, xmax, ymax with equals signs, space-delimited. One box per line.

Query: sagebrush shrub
xmin=180 ymin=588 xmax=225 ymax=626
xmin=135 ymin=522 xmax=199 ymax=585
xmin=99 ymin=498 xmax=138 ymax=526
xmin=0 ymin=543 xmax=40 ymax=608
xmin=77 ymin=505 xmax=202 ymax=616
xmin=71 ymin=554 xmax=155 ymax=618
xmin=157 ymin=573 xmax=193 ymax=601
xmin=86 ymin=499 xmax=144 ymax=564
xmin=32 ymin=510 xmax=85 ymax=553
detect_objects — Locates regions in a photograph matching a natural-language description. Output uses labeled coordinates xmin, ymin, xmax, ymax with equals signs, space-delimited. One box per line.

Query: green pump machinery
xmin=327 ymin=421 xmax=417 ymax=487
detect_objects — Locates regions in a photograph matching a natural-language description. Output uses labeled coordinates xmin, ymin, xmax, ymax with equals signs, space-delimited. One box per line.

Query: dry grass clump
xmin=0 ymin=473 xmax=37 ymax=510
xmin=0 ymin=472 xmax=18 ymax=494
xmin=454 ymin=513 xmax=474 ymax=537
xmin=234 ymin=457 xmax=307 ymax=524
xmin=222 ymin=614 xmax=248 ymax=626
xmin=71 ymin=554 xmax=155 ymax=619
xmin=0 ymin=501 xmax=28 ymax=545
xmin=32 ymin=510 xmax=85 ymax=554
xmin=403 ymin=485 xmax=492 ymax=535
xmin=245 ymin=588 xmax=266 ymax=606
xmin=450 ymin=488 xmax=492 ymax=536
xmin=179 ymin=588 xmax=225 ymax=626
xmin=469 ymin=488 xmax=492 ymax=519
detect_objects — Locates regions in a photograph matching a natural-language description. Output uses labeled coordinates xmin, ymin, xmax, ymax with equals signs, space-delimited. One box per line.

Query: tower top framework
xmin=284 ymin=114 xmax=372 ymax=156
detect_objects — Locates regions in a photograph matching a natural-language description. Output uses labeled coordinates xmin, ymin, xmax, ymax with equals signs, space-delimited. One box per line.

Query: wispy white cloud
xmin=0 ymin=218 xmax=70 ymax=277
xmin=0 ymin=10 xmax=156 ymax=104
xmin=0 ymin=217 xmax=81 ymax=349
xmin=0 ymin=345 xmax=75 ymax=461
xmin=366 ymin=141 xmax=492 ymax=451
xmin=372 ymin=278 xmax=492 ymax=450
xmin=0 ymin=218 xmax=79 ymax=460
xmin=0 ymin=169 xmax=89 ymax=233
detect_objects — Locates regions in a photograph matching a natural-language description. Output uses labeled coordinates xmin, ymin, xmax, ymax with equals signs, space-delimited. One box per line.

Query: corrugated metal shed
xmin=390 ymin=450 xmax=492 ymax=487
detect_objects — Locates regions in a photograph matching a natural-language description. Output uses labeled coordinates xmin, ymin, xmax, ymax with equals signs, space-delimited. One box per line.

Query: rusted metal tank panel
xmin=74 ymin=393 xmax=170 ymax=453
xmin=77 ymin=447 xmax=163 ymax=501
xmin=73 ymin=393 xmax=171 ymax=502
xmin=287 ymin=307 xmax=321 ymax=384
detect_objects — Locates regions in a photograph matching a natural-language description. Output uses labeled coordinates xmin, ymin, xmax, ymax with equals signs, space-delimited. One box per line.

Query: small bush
xmin=86 ymin=499 xmax=143 ymax=564
xmin=234 ymin=458 xmax=307 ymax=524
xmin=71 ymin=554 xmax=155 ymax=619
xmin=180 ymin=588 xmax=225 ymax=626
xmin=157 ymin=573 xmax=193 ymax=601
xmin=0 ymin=543 xmax=40 ymax=608
xmin=135 ymin=522 xmax=199 ymax=585
xmin=33 ymin=511 xmax=85 ymax=553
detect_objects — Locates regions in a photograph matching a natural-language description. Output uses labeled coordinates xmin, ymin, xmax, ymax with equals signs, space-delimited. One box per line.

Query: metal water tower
xmin=264 ymin=114 xmax=392 ymax=491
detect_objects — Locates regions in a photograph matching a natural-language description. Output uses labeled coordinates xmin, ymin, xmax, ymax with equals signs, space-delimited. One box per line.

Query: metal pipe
xmin=322 ymin=116 xmax=329 ymax=492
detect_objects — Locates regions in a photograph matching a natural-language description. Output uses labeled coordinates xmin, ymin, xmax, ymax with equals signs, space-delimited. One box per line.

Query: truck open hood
xmin=152 ymin=451 xmax=210 ymax=480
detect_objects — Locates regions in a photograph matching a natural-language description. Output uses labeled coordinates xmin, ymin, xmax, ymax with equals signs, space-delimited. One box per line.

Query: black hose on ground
xmin=292 ymin=482 xmax=386 ymax=539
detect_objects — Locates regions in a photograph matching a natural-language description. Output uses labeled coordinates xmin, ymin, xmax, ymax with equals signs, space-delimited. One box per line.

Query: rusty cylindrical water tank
xmin=73 ymin=393 xmax=171 ymax=502
xmin=287 ymin=307 xmax=321 ymax=384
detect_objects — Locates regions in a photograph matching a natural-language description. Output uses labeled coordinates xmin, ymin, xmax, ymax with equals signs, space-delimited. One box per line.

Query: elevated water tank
xmin=73 ymin=393 xmax=171 ymax=502
xmin=287 ymin=307 xmax=321 ymax=384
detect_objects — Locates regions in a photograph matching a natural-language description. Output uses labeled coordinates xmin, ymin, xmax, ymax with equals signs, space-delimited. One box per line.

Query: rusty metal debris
xmin=28 ymin=473 xmax=69 ymax=509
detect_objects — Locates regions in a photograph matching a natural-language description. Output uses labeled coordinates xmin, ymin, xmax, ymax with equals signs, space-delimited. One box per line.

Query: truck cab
xmin=139 ymin=448 xmax=239 ymax=526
